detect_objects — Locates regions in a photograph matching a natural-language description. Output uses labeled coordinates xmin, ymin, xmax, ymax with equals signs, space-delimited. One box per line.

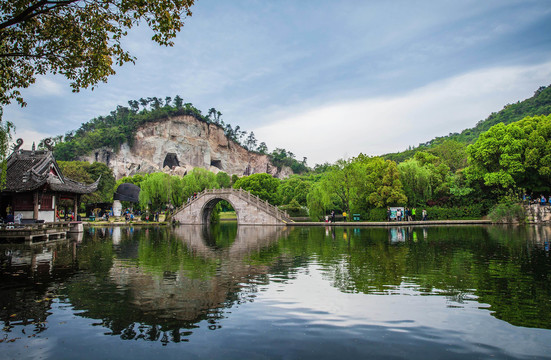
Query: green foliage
xmin=278 ymin=175 xmax=315 ymax=206
xmin=306 ymin=155 xmax=408 ymax=219
xmin=422 ymin=205 xmax=486 ymax=220
xmin=57 ymin=160 xmax=115 ymax=206
xmin=398 ymin=154 xmax=451 ymax=207
xmin=366 ymin=208 xmax=387 ymax=222
xmin=233 ymin=173 xmax=281 ymax=205
xmin=306 ymin=182 xmax=334 ymax=221
xmin=278 ymin=199 xmax=308 ymax=217
xmin=269 ymin=148 xmax=309 ymax=174
xmin=215 ymin=172 xmax=231 ymax=188
xmin=0 ymin=119 xmax=14 ymax=189
xmin=0 ymin=0 xmax=195 ymax=109
xmin=180 ymin=168 xmax=219 ymax=200
xmin=488 ymin=203 xmax=526 ymax=223
xmin=465 ymin=114 xmax=551 ymax=197
xmin=138 ymin=172 xmax=172 ymax=212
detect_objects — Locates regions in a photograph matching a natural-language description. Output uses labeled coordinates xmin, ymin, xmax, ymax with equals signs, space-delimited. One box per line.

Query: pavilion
xmin=0 ymin=139 xmax=99 ymax=223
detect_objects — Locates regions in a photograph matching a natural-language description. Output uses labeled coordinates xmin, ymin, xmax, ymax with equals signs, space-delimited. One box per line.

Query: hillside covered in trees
xmin=47 ymin=96 xmax=308 ymax=174
xmin=384 ymin=84 xmax=551 ymax=163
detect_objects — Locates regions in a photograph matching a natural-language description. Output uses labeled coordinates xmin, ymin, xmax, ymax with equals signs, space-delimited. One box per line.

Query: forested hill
xmin=48 ymin=96 xmax=309 ymax=173
xmin=384 ymin=84 xmax=551 ymax=163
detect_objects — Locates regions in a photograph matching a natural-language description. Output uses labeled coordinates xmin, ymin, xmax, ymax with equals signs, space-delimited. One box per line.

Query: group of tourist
xmin=387 ymin=207 xmax=427 ymax=222
xmin=523 ymin=194 xmax=551 ymax=206
xmin=186 ymin=192 xmax=198 ymax=204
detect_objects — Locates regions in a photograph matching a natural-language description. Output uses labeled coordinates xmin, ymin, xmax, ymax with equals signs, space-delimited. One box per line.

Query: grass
xmin=219 ymin=211 xmax=237 ymax=220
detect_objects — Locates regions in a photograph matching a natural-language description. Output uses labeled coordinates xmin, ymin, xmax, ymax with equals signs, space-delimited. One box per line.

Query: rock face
xmin=80 ymin=115 xmax=292 ymax=180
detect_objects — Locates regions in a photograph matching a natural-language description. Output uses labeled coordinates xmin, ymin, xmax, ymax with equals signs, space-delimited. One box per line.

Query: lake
xmin=1 ymin=224 xmax=550 ymax=359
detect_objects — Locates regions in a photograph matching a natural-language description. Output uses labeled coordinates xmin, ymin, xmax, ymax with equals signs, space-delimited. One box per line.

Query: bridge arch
xmin=200 ymin=196 xmax=238 ymax=224
xmin=173 ymin=188 xmax=292 ymax=225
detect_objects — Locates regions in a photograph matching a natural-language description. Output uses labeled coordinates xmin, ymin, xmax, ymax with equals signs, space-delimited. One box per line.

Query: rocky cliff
xmin=81 ymin=115 xmax=292 ymax=180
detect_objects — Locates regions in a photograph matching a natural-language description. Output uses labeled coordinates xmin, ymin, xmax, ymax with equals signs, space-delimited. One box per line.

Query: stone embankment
xmin=525 ymin=204 xmax=551 ymax=223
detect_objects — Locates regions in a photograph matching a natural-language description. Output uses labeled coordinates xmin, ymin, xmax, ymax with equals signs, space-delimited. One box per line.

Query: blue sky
xmin=5 ymin=0 xmax=551 ymax=165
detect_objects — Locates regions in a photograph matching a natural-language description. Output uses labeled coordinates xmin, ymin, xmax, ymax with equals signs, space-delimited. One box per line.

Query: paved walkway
xmin=289 ymin=219 xmax=491 ymax=226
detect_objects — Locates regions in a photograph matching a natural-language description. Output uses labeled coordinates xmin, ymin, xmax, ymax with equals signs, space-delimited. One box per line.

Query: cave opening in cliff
xmin=163 ymin=153 xmax=179 ymax=169
xmin=210 ymin=159 xmax=223 ymax=170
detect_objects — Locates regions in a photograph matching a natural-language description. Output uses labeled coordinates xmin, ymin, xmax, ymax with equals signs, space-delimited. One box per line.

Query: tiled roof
xmin=2 ymin=149 xmax=99 ymax=194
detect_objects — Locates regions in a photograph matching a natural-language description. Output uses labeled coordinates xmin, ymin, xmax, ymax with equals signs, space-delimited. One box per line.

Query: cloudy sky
xmin=5 ymin=0 xmax=551 ymax=165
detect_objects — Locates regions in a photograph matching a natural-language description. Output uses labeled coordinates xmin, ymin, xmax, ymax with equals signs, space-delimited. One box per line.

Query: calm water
xmin=1 ymin=224 xmax=551 ymax=359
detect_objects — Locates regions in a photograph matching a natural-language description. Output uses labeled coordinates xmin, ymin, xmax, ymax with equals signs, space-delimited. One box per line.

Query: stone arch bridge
xmin=172 ymin=188 xmax=293 ymax=225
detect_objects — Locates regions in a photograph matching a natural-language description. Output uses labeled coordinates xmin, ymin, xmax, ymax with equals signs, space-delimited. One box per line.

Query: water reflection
xmin=62 ymin=224 xmax=288 ymax=343
xmin=1 ymin=224 xmax=550 ymax=356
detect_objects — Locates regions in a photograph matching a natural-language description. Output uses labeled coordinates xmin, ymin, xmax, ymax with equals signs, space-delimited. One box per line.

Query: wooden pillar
xmin=33 ymin=191 xmax=39 ymax=220
xmin=73 ymin=194 xmax=79 ymax=220
xmin=54 ymin=194 xmax=58 ymax=222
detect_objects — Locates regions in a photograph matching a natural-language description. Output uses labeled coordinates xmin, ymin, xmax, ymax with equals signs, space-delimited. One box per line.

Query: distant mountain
xmin=384 ymin=84 xmax=551 ymax=163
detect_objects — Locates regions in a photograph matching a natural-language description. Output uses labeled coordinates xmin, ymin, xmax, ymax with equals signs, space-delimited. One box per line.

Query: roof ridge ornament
xmin=12 ymin=138 xmax=23 ymax=153
xmin=43 ymin=138 xmax=54 ymax=151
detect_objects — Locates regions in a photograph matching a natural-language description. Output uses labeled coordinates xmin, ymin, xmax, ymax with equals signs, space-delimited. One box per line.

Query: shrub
xmin=488 ymin=202 xmax=526 ymax=223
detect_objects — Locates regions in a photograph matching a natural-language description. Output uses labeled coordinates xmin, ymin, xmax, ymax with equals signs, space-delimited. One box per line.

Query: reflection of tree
xmin=277 ymin=226 xmax=551 ymax=329
xmin=0 ymin=241 xmax=78 ymax=336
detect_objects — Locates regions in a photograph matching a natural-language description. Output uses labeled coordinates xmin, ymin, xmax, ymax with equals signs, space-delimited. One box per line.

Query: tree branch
xmin=0 ymin=0 xmax=80 ymax=31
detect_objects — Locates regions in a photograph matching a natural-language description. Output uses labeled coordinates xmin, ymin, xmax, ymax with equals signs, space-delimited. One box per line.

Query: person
xmin=325 ymin=215 xmax=329 ymax=223
xmin=387 ymin=207 xmax=391 ymax=222
xmin=343 ymin=211 xmax=347 ymax=222
xmin=411 ymin=208 xmax=416 ymax=221
xmin=541 ymin=195 xmax=546 ymax=206
xmin=396 ymin=208 xmax=402 ymax=222
xmin=331 ymin=210 xmax=335 ymax=223
xmin=422 ymin=209 xmax=427 ymax=221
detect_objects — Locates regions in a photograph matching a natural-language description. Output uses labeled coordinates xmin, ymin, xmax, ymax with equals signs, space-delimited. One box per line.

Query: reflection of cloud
xmin=254 ymin=61 xmax=551 ymax=165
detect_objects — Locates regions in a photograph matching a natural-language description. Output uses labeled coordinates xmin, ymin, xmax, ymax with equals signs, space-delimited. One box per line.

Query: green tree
xmin=0 ymin=0 xmax=195 ymax=109
xmin=0 ymin=119 xmax=14 ymax=189
xmin=87 ymin=161 xmax=116 ymax=203
xmin=278 ymin=175 xmax=313 ymax=206
xmin=398 ymin=159 xmax=432 ymax=207
xmin=138 ymin=172 xmax=172 ymax=212
xmin=215 ymin=171 xmax=231 ymax=188
xmin=233 ymin=173 xmax=281 ymax=205
xmin=465 ymin=114 xmax=551 ymax=197
xmin=180 ymin=168 xmax=219 ymax=200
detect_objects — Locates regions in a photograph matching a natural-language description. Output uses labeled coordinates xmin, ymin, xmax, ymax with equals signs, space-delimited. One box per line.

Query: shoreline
xmin=83 ymin=219 xmax=493 ymax=227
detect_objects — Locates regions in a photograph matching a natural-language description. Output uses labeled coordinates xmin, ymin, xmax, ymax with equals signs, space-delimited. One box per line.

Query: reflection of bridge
xmin=108 ymin=225 xmax=287 ymax=323
xmin=173 ymin=188 xmax=293 ymax=225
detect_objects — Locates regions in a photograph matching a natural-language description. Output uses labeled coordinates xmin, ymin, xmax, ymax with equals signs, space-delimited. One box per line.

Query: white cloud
xmin=254 ymin=61 xmax=551 ymax=165
xmin=26 ymin=76 xmax=65 ymax=97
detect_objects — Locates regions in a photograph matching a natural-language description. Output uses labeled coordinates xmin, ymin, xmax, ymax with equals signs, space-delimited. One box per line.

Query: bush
xmin=423 ymin=204 xmax=485 ymax=220
xmin=488 ymin=202 xmax=526 ymax=223
xmin=279 ymin=200 xmax=309 ymax=217
xmin=366 ymin=208 xmax=387 ymax=221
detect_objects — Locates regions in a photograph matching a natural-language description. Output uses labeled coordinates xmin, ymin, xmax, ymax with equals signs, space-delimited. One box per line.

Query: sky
xmin=5 ymin=0 xmax=551 ymax=166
